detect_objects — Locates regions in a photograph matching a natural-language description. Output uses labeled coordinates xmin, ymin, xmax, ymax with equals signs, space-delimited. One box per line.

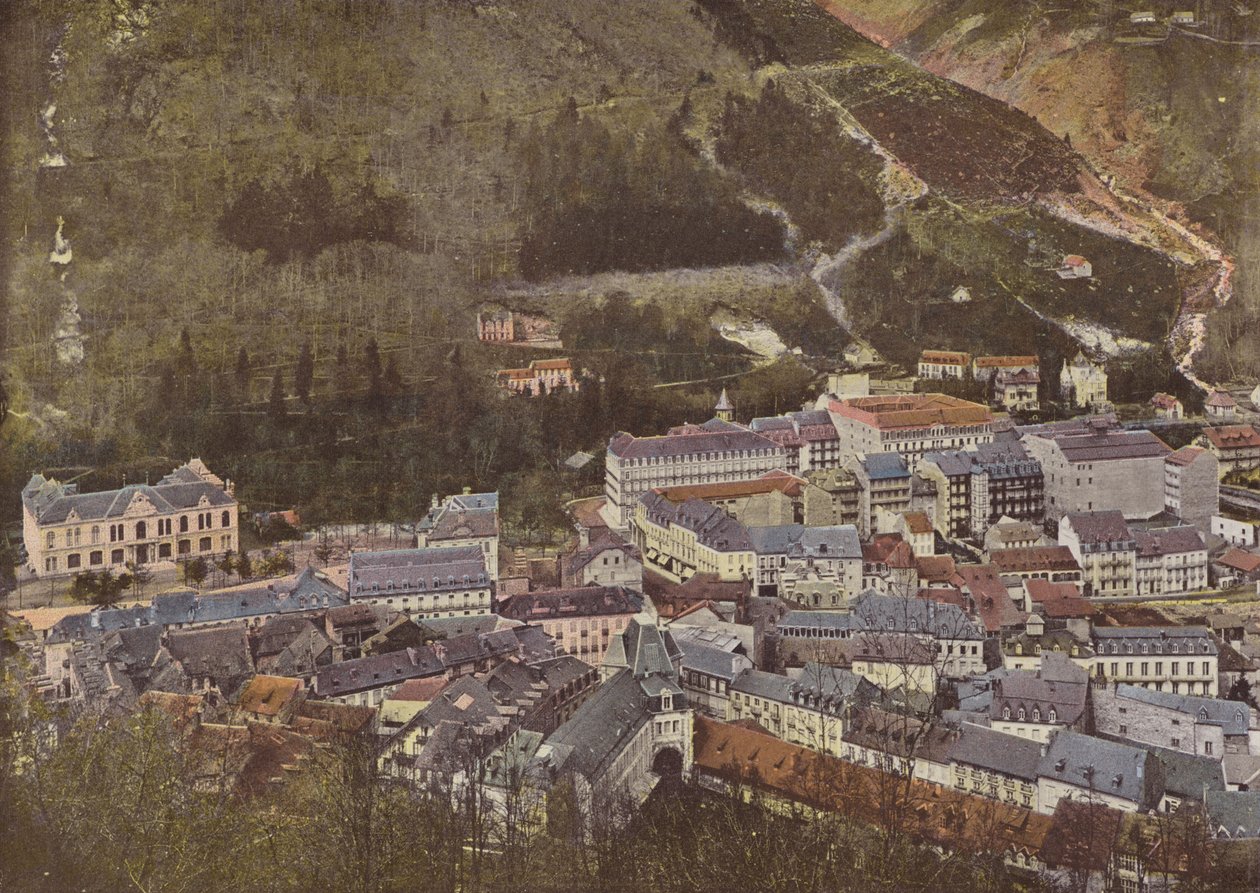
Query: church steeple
xmin=715 ymin=388 xmax=733 ymax=422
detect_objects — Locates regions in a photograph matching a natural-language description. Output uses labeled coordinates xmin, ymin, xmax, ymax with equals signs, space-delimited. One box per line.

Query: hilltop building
xmin=1058 ymin=352 xmax=1108 ymax=411
xmin=495 ymin=358 xmax=579 ymax=396
xmin=1199 ymin=424 xmax=1260 ymax=477
xmin=21 ymin=459 xmax=238 ymax=578
xmin=918 ymin=350 xmax=971 ymax=381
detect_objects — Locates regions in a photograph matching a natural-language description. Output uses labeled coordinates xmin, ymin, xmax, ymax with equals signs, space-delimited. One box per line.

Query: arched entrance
xmin=652 ymin=746 xmax=683 ymax=787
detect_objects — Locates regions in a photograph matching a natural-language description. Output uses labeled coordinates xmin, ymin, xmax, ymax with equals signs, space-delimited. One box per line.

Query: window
xmin=89 ymin=551 xmax=103 ymax=566
xmin=1017 ymin=708 xmax=1026 ymax=721
xmin=46 ymin=531 xmax=55 ymax=549
xmin=136 ymin=521 xmax=147 ymax=540
xmin=91 ymin=526 xmax=100 ymax=544
xmin=199 ymin=537 xmax=212 ymax=552
xmin=111 ymin=549 xmax=124 ymax=564
xmin=222 ymin=510 xmax=231 ymax=527
xmin=67 ymin=554 xmax=81 ymax=569
xmin=180 ymin=516 xmax=189 ymax=533
xmin=1003 ymin=707 xmax=1011 ymax=720
xmin=1048 ymin=708 xmax=1057 ymax=723
xmin=1205 ymin=741 xmax=1213 ymax=756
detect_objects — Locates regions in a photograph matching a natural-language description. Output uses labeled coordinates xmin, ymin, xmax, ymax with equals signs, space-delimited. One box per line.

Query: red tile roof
xmin=975 ymin=355 xmax=1039 ymax=369
xmin=920 ymin=350 xmax=971 ymax=366
xmin=653 ymin=470 xmax=806 ymax=502
xmin=1025 ymin=580 xmax=1097 ymax=618
xmin=990 ymin=546 xmax=1082 ymax=574
xmin=1218 ymin=548 xmax=1260 ymax=575
xmin=829 ymin=394 xmax=993 ymax=432
xmin=1202 ymin=425 xmax=1260 ymax=449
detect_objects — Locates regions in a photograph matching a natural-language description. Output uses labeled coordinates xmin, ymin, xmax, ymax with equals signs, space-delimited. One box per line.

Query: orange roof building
xmin=828 ymin=394 xmax=994 ymax=463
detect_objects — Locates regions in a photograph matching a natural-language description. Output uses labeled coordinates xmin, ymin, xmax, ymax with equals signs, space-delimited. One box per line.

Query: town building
xmin=1150 ymin=392 xmax=1184 ymax=420
xmin=917 ymin=350 xmax=971 ymax=381
xmin=947 ymin=724 xmax=1042 ymax=810
xmin=1164 ymin=446 xmax=1220 ymax=531
xmin=1091 ymin=626 xmax=1219 ymax=696
xmin=633 ymin=492 xmax=755 ymax=584
xmin=852 ymin=452 xmax=911 ymax=538
xmin=651 ymin=470 xmax=805 ymax=528
xmin=1212 ymin=547 xmax=1260 ymax=589
xmin=1212 ymin=514 xmax=1260 ymax=549
xmin=496 ymin=585 xmax=642 ymax=666
xmin=1206 ymin=390 xmax=1239 ymax=420
xmin=347 ymin=546 xmax=493 ymax=617
xmin=604 ymin=422 xmax=786 ymax=526
xmin=530 ymin=618 xmax=692 ymax=809
xmin=851 ymin=591 xmax=986 ymax=679
xmin=415 ymin=490 xmax=499 ymax=579
xmin=1036 ymin=731 xmax=1164 ymax=815
xmin=1058 ymin=352 xmax=1108 ymax=410
xmin=560 ymin=540 xmax=643 ymax=590
xmin=801 ymin=467 xmax=863 ymax=528
xmin=726 ymin=664 xmax=878 ymax=757
xmin=21 ymin=458 xmax=239 ymax=578
xmin=990 ymin=654 xmax=1090 ymax=743
xmin=1134 ymin=526 xmax=1208 ymax=596
xmin=1001 ymin=614 xmax=1095 ymax=673
xmin=1024 ymin=426 xmax=1171 ymax=523
xmin=1093 ymin=683 xmax=1254 ymax=760
xmin=777 ymin=525 xmax=864 ymax=609
xmin=677 ymin=638 xmax=754 ymax=718
xmin=748 ymin=410 xmax=842 ymax=474
xmin=494 ymin=358 xmax=579 ymax=396
xmin=984 ymin=517 xmax=1047 ymax=553
xmin=1058 ymin=511 xmax=1137 ymax=598
xmin=861 ymin=534 xmax=919 ymax=595
xmin=1199 ymin=424 xmax=1260 ymax=477
xmin=990 ymin=547 xmax=1084 ymax=586
xmin=828 ymin=394 xmax=994 ymax=464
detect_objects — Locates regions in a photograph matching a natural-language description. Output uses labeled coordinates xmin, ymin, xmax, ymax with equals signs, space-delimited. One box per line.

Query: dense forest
xmin=517 ymin=102 xmax=787 ymax=278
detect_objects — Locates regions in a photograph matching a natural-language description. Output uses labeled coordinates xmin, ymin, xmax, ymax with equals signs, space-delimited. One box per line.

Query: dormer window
xmin=1048 ymin=708 xmax=1057 ymax=723
xmin=1200 ymin=708 xmax=1209 ymax=721
xmin=661 ymin=693 xmax=673 ymax=711
xmin=1017 ymin=708 xmax=1026 ymax=721
xmin=1032 ymin=708 xmax=1041 ymax=722
xmin=1003 ymin=707 xmax=1011 ymax=720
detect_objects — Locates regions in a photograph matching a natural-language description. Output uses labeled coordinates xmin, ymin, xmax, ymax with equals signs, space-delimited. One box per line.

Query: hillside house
xmin=1207 ymin=390 xmax=1239 ymax=420
xmin=1056 ymin=255 xmax=1092 ymax=279
xmin=495 ymin=358 xmax=580 ymax=396
xmin=918 ymin=350 xmax=971 ymax=381
xmin=1150 ymin=392 xmax=1184 ymax=420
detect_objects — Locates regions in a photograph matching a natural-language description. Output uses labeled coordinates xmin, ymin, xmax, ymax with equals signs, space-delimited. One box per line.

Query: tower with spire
xmin=714 ymin=387 xmax=734 ymax=423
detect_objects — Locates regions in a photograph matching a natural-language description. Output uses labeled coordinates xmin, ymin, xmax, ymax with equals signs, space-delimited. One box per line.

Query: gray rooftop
xmin=1037 ymin=730 xmax=1162 ymax=809
xmin=1113 ymin=683 xmax=1249 ymax=735
xmin=948 ymin=723 xmax=1042 ymax=781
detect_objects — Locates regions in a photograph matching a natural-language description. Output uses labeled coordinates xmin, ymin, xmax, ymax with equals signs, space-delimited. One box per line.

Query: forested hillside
xmin=0 ymin=0 xmax=1230 ymax=552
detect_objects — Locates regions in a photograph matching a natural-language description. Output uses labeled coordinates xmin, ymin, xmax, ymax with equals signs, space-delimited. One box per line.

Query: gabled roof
xmin=1062 ymin=510 xmax=1132 ymax=546
xmin=1207 ymin=390 xmax=1239 ymax=408
xmin=948 ymin=723 xmax=1042 ymax=780
xmin=1135 ymin=526 xmax=1205 ymax=558
xmin=1039 ymin=430 xmax=1171 ymax=463
xmin=497 ymin=585 xmax=642 ymax=621
xmin=1113 ymin=684 xmax=1250 ymax=735
xmin=608 ymin=427 xmax=782 ymax=461
xmin=1207 ymin=791 xmax=1260 ymax=839
xmin=991 ymin=547 xmax=1081 ymax=574
xmin=638 ymin=493 xmax=754 ymax=552
xmin=1025 ymin=580 xmax=1095 ymax=618
xmin=919 ymin=350 xmax=971 ymax=365
xmin=1202 ymin=424 xmax=1260 ymax=449
xmin=1217 ymin=548 xmax=1260 ymax=574
xmin=1037 ymin=731 xmax=1162 ymax=809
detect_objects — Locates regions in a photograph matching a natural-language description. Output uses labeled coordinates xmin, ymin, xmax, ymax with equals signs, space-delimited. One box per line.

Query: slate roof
xmin=990 ymin=655 xmax=1089 ymax=725
xmin=416 ymin=491 xmax=498 ymax=541
xmin=1144 ymin=743 xmax=1225 ymax=802
xmin=747 ymin=524 xmax=805 ymax=555
xmin=1135 ymin=526 xmax=1205 ymax=558
xmin=348 ymin=546 xmax=488 ymax=597
xmin=608 ymin=428 xmax=782 ymax=461
xmin=563 ymin=541 xmax=641 ymax=578
xmin=542 ymin=670 xmax=653 ymax=780
xmin=1112 ymin=684 xmax=1250 ymax=735
xmin=22 ymin=460 xmax=235 ymax=525
xmin=861 ymin=452 xmax=910 ymax=481
xmin=1091 ymin=626 xmax=1217 ymax=656
xmin=679 ymin=641 xmax=753 ymax=682
xmin=948 ymin=724 xmax=1042 ymax=781
xmin=853 ymin=591 xmax=985 ymax=640
xmin=314 ymin=646 xmax=445 ymax=697
xmin=497 ymin=585 xmax=641 ymax=621
xmin=788 ymin=525 xmax=863 ymax=560
xmin=1037 ymin=731 xmax=1162 ymax=810
xmin=602 ymin=619 xmax=682 ymax=679
xmin=1063 ymin=511 xmax=1133 ymax=547
xmin=653 ymin=470 xmax=808 ymax=503
xmin=778 ymin=610 xmax=859 ymax=636
xmin=1207 ymin=791 xmax=1260 ymax=838
xmin=1044 ymin=430 xmax=1171 ymax=463
xmin=166 ymin=626 xmax=254 ymax=689
xmin=639 ymin=493 xmax=754 ymax=552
